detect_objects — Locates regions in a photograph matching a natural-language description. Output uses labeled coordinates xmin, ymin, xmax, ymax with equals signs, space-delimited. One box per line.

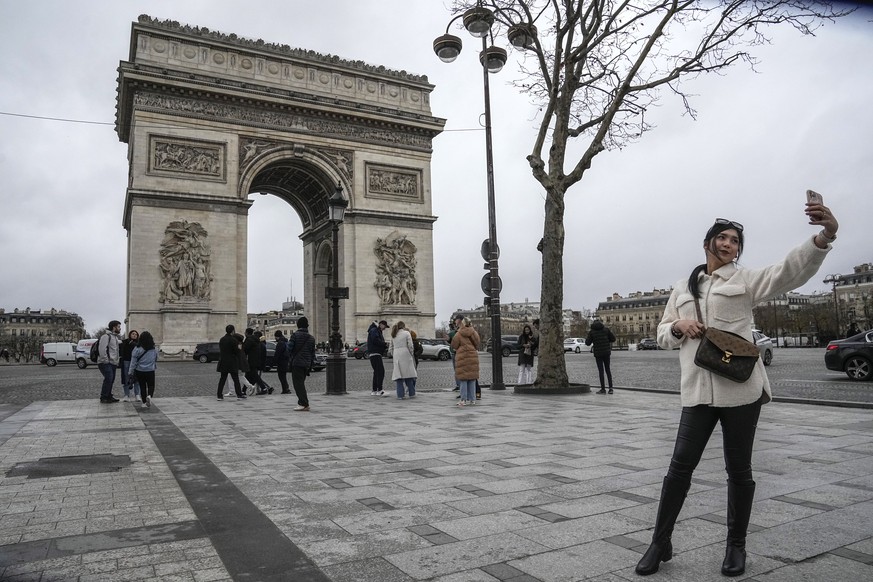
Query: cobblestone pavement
xmin=1 ymin=349 xmax=870 ymax=406
xmin=1 ymin=381 xmax=872 ymax=581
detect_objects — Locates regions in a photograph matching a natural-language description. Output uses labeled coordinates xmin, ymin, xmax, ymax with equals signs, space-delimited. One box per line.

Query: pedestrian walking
xmin=635 ymin=201 xmax=839 ymax=577
xmin=516 ymin=324 xmax=537 ymax=385
xmin=586 ymin=321 xmax=616 ymax=394
xmin=216 ymin=325 xmax=244 ymax=401
xmin=233 ymin=333 xmax=257 ymax=395
xmin=97 ymin=320 xmax=122 ymax=403
xmin=390 ymin=321 xmax=418 ymax=399
xmin=367 ymin=320 xmax=389 ymax=396
xmin=119 ymin=330 xmax=140 ymax=402
xmin=451 ymin=317 xmax=480 ymax=406
xmin=242 ymin=328 xmax=265 ymax=394
xmin=128 ymin=331 xmax=157 ymax=409
xmin=256 ymin=332 xmax=274 ymax=394
xmin=274 ymin=330 xmax=291 ymax=394
xmin=287 ymin=317 xmax=316 ymax=411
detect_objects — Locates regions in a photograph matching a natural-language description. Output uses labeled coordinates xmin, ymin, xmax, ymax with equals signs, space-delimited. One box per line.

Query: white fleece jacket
xmin=657 ymin=235 xmax=831 ymax=408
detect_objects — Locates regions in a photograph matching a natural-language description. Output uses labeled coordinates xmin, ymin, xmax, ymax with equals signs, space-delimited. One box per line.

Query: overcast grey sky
xmin=1 ymin=1 xmax=871 ymax=336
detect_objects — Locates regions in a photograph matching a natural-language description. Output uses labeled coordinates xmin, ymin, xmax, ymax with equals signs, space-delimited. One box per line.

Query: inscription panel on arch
xmin=148 ymin=135 xmax=227 ymax=183
xmin=365 ymin=164 xmax=422 ymax=203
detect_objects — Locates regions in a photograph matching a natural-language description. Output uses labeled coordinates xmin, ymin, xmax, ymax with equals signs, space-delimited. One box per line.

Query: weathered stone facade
xmin=116 ymin=16 xmax=444 ymax=352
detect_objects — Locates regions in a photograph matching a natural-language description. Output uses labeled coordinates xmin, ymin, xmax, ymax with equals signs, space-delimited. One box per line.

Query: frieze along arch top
xmin=116 ymin=15 xmax=445 ymax=352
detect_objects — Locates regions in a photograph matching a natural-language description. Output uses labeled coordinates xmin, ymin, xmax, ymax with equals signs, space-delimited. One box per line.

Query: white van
xmin=40 ymin=342 xmax=77 ymax=366
xmin=75 ymin=339 xmax=98 ymax=369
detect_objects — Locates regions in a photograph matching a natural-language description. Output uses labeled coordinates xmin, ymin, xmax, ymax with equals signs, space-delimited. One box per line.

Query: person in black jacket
xmin=367 ymin=320 xmax=389 ymax=396
xmin=274 ymin=330 xmax=291 ymax=394
xmin=516 ymin=324 xmax=537 ymax=385
xmin=256 ymin=332 xmax=273 ymax=394
xmin=216 ymin=325 xmax=244 ymax=401
xmin=585 ymin=320 xmax=616 ymax=394
xmin=243 ymin=328 xmax=268 ymax=394
xmin=287 ymin=317 xmax=316 ymax=411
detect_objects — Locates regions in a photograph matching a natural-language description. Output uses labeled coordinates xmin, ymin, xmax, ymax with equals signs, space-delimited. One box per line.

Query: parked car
xmin=40 ymin=342 xmax=77 ymax=367
xmin=347 ymin=342 xmax=368 ymax=359
xmin=419 ymin=338 xmax=452 ymax=361
xmin=753 ymin=330 xmax=774 ymax=366
xmin=637 ymin=338 xmax=659 ymax=350
xmin=563 ymin=338 xmax=587 ymax=353
xmin=75 ymin=339 xmax=97 ymax=369
xmin=825 ymin=329 xmax=873 ymax=381
xmin=193 ymin=342 xmax=221 ymax=363
xmin=484 ymin=335 xmax=522 ymax=358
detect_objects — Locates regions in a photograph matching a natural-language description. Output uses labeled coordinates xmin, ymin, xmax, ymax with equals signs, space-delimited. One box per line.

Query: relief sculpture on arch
xmin=158 ymin=220 xmax=213 ymax=303
xmin=374 ymin=231 xmax=417 ymax=306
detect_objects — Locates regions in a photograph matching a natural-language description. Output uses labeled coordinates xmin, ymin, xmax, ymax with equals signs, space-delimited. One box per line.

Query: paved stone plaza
xmin=1 ymin=385 xmax=872 ymax=581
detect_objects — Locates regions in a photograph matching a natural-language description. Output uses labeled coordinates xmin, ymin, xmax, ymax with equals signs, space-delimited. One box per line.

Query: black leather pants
xmin=666 ymin=398 xmax=762 ymax=487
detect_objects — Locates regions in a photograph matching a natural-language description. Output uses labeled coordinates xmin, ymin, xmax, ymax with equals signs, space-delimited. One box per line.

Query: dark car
xmin=264 ymin=340 xmax=327 ymax=372
xmin=347 ymin=342 xmax=368 ymax=359
xmin=484 ymin=335 xmax=522 ymax=358
xmin=193 ymin=342 xmax=220 ymax=363
xmin=638 ymin=338 xmax=659 ymax=350
xmin=825 ymin=329 xmax=873 ymax=381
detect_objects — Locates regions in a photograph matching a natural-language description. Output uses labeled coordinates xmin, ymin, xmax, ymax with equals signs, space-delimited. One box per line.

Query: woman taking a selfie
xmin=636 ymin=197 xmax=838 ymax=577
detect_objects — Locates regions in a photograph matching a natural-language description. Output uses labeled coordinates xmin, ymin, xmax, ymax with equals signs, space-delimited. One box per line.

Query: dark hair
xmin=520 ymin=325 xmax=533 ymax=341
xmin=245 ymin=328 xmax=254 ymax=335
xmin=108 ymin=320 xmax=121 ymax=329
xmin=687 ymin=221 xmax=745 ymax=298
xmin=225 ymin=324 xmax=235 ymax=334
xmin=128 ymin=330 xmax=139 ymax=340
xmin=138 ymin=331 xmax=156 ymax=351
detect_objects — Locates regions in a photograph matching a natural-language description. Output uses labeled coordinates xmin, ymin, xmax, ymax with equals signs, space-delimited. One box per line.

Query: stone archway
xmin=116 ymin=16 xmax=444 ymax=352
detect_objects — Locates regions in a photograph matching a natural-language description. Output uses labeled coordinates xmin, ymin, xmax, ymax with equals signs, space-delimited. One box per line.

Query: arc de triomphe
xmin=115 ymin=16 xmax=444 ymax=351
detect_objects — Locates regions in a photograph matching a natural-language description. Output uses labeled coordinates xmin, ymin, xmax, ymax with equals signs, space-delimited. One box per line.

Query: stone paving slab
xmin=1 ymin=388 xmax=872 ymax=581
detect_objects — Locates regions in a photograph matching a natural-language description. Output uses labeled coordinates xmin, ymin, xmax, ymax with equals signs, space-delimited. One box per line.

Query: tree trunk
xmin=534 ymin=183 xmax=569 ymax=388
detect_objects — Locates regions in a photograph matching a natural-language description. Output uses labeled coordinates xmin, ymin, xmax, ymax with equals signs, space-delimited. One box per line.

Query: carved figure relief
xmin=365 ymin=164 xmax=422 ymax=202
xmin=159 ymin=221 xmax=213 ymax=303
xmin=374 ymin=231 xmax=417 ymax=306
xmin=239 ymin=137 xmax=278 ymax=168
xmin=316 ymin=147 xmax=354 ymax=183
xmin=149 ymin=135 xmax=225 ymax=181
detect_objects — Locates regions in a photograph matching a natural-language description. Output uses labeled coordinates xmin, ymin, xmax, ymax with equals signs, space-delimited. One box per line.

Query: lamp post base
xmin=325 ymin=354 xmax=347 ymax=395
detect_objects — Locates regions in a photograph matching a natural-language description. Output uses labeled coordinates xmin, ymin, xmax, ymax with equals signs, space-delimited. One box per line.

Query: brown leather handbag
xmin=693 ymin=298 xmax=760 ymax=383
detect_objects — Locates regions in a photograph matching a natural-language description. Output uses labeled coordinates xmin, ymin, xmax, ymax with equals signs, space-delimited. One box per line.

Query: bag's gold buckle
xmin=722 ymin=351 xmax=733 ymax=363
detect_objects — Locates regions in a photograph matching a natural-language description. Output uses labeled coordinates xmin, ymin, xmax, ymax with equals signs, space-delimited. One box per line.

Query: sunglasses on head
xmin=715 ymin=218 xmax=744 ymax=231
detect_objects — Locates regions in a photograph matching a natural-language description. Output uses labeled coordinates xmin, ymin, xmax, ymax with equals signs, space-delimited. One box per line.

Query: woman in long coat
xmin=451 ymin=318 xmax=480 ymax=406
xmin=516 ymin=324 xmax=536 ymax=385
xmin=391 ymin=321 xmax=418 ymax=399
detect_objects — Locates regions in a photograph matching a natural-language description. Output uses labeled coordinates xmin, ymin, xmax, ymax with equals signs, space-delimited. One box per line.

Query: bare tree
xmin=449 ymin=0 xmax=852 ymax=387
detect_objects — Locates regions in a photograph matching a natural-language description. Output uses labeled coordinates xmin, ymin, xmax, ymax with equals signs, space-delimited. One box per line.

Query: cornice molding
xmin=136 ymin=15 xmax=431 ymax=85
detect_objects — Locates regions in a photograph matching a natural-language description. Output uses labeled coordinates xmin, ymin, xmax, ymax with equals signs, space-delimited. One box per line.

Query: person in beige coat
xmin=391 ymin=321 xmax=418 ymax=399
xmin=451 ymin=318 xmax=480 ymax=406
xmin=636 ymin=201 xmax=839 ymax=578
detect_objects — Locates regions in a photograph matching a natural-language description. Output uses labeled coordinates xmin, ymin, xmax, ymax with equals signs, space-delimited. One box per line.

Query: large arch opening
xmin=246 ymin=158 xmax=338 ymax=343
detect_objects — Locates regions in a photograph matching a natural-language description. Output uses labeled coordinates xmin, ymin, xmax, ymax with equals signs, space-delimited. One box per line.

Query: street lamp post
xmin=325 ymin=183 xmax=349 ymax=395
xmin=824 ymin=274 xmax=842 ymax=336
xmin=433 ymin=3 xmax=536 ymax=390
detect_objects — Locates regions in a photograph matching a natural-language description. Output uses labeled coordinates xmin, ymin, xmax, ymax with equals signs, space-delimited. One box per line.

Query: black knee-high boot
xmin=722 ymin=481 xmax=755 ymax=576
xmin=636 ymin=476 xmax=690 ymax=576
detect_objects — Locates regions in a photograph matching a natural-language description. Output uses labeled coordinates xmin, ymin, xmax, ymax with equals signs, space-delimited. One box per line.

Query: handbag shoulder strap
xmin=693 ymin=296 xmax=704 ymax=324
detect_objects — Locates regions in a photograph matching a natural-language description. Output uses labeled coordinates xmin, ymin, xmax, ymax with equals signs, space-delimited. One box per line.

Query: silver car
xmin=753 ymin=330 xmax=774 ymax=366
xmin=419 ymin=338 xmax=452 ymax=361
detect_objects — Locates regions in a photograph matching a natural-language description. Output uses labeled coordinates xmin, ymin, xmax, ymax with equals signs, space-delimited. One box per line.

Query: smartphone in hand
xmin=806 ymin=189 xmax=823 ymax=205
